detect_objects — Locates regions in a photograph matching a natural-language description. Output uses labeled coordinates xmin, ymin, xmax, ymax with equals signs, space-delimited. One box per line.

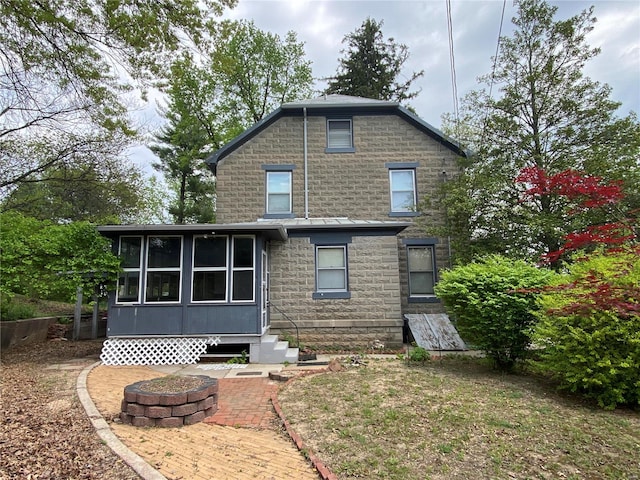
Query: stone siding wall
xmin=268 ymin=235 xmax=404 ymax=348
xmin=216 ymin=111 xmax=463 ymax=347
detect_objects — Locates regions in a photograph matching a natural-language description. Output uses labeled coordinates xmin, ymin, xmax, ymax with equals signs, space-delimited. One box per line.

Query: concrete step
xmin=257 ymin=335 xmax=299 ymax=364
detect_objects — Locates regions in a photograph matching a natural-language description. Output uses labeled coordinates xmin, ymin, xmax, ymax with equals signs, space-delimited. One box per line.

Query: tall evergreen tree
xmin=324 ymin=18 xmax=423 ymax=103
xmin=150 ymin=21 xmax=314 ymax=224
xmin=434 ymin=0 xmax=640 ymax=262
xmin=150 ymin=55 xmax=219 ymax=224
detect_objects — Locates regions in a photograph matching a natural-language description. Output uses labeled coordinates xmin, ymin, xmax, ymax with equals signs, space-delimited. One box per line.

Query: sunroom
xmin=97 ymin=223 xmax=296 ymax=365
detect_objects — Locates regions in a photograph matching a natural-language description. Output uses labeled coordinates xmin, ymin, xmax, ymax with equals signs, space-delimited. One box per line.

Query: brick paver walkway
xmin=87 ymin=365 xmax=320 ymax=479
xmin=205 ymin=378 xmax=279 ymax=429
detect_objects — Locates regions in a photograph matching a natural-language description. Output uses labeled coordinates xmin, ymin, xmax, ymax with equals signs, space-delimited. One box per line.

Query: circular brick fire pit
xmin=120 ymin=375 xmax=218 ymax=427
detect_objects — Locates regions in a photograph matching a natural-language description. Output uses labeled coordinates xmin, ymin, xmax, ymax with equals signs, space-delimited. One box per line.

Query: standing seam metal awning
xmin=97 ymin=222 xmax=288 ymax=241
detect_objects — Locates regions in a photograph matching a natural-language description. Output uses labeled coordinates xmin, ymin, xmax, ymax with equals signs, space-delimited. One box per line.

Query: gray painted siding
xmin=106 ymin=233 xmax=266 ymax=337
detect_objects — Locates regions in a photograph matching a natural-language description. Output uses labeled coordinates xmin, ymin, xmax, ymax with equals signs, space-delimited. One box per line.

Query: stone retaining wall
xmin=120 ymin=376 xmax=218 ymax=427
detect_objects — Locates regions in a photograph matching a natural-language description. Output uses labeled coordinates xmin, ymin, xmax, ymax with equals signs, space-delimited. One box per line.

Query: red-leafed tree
xmin=518 ymin=166 xmax=639 ymax=409
xmin=516 ymin=166 xmax=637 ymax=265
xmin=434 ymin=0 xmax=640 ymax=264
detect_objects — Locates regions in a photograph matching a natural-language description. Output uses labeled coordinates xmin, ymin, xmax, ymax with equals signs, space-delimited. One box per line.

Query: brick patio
xmin=87 ymin=365 xmax=319 ymax=479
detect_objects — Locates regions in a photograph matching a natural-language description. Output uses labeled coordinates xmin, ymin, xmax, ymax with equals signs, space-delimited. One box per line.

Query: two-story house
xmin=98 ymin=95 xmax=467 ymax=365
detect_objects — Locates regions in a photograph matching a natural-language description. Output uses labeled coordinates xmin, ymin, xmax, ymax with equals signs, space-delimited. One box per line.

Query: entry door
xmin=261 ymin=250 xmax=270 ymax=330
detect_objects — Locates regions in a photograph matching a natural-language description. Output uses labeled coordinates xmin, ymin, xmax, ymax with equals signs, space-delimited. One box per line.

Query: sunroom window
xmin=116 ymin=236 xmax=142 ymax=303
xmin=145 ymin=236 xmax=182 ymax=303
xmin=232 ymin=236 xmax=255 ymax=301
xmin=192 ymin=236 xmax=227 ymax=302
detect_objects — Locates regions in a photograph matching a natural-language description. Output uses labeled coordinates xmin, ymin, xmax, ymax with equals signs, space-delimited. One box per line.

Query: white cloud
xmin=133 ymin=0 xmax=639 ymax=174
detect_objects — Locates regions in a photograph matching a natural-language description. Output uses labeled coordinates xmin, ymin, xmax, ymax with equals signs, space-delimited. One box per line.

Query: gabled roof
xmin=205 ymin=95 xmax=468 ymax=174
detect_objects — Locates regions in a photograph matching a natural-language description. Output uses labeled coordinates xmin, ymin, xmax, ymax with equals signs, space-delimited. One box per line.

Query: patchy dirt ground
xmin=278 ymin=357 xmax=640 ymax=480
xmin=0 ymin=339 xmax=140 ymax=480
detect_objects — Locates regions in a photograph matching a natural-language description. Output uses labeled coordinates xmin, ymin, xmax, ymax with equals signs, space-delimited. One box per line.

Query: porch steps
xmin=258 ymin=334 xmax=298 ymax=364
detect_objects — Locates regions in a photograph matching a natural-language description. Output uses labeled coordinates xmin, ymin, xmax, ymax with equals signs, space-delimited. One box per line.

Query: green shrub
xmin=0 ymin=212 xmax=120 ymax=302
xmin=533 ymin=247 xmax=640 ymax=409
xmin=435 ymin=255 xmax=554 ymax=370
xmin=408 ymin=346 xmax=430 ymax=362
xmin=0 ymin=293 xmax=37 ymax=321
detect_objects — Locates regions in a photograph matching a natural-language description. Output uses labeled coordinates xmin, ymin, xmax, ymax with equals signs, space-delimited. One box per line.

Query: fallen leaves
xmin=0 ymin=340 xmax=140 ymax=479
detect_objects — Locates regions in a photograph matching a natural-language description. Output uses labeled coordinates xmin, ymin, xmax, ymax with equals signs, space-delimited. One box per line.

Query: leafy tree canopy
xmin=436 ymin=0 xmax=640 ymax=262
xmin=212 ymin=20 xmax=314 ymax=124
xmin=150 ymin=20 xmax=313 ymax=224
xmin=0 ymin=211 xmax=121 ymax=301
xmin=1 ymin=0 xmax=236 ymax=197
xmin=324 ymin=18 xmax=424 ymax=104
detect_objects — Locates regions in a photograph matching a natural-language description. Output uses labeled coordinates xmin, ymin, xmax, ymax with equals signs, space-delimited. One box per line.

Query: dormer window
xmin=326 ymin=118 xmax=355 ymax=152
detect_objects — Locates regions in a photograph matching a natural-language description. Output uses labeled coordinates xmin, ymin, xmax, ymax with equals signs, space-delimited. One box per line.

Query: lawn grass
xmin=277 ymin=356 xmax=640 ymax=480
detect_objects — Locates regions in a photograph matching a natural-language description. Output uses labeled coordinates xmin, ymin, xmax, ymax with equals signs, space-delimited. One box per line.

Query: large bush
xmin=435 ymin=255 xmax=554 ymax=370
xmin=533 ymin=247 xmax=640 ymax=409
xmin=0 ymin=211 xmax=120 ymax=302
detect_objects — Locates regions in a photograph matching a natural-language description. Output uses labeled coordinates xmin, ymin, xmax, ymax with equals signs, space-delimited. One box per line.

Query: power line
xmin=481 ymin=0 xmax=508 ymax=145
xmin=445 ymin=0 xmax=459 ymax=135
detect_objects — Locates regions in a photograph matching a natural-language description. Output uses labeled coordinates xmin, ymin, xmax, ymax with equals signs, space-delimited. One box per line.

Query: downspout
xmin=303 ymin=107 xmax=309 ymax=219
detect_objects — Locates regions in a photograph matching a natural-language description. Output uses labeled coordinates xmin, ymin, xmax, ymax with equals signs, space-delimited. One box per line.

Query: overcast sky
xmin=131 ymin=0 xmax=640 ymax=171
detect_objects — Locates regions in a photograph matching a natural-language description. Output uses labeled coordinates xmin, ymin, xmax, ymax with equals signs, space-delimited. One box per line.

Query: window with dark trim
xmin=262 ymin=164 xmax=295 ymax=218
xmin=326 ymin=118 xmax=355 ymax=152
xmin=231 ymin=236 xmax=255 ymax=302
xmin=407 ymin=245 xmax=436 ymax=296
xmin=386 ymin=162 xmax=419 ymax=217
xmin=145 ymin=236 xmax=182 ymax=303
xmin=266 ymin=171 xmax=292 ymax=214
xmin=116 ymin=236 xmax=142 ymax=303
xmin=389 ymin=169 xmax=417 ymax=213
xmin=313 ymin=244 xmax=351 ymax=299
xmin=191 ymin=235 xmax=255 ymax=303
xmin=192 ymin=235 xmax=227 ymax=302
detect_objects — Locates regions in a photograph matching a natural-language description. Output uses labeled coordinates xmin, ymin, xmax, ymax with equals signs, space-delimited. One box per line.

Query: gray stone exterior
xmin=215 ymin=107 xmax=463 ymax=349
xmin=268 ymin=235 xmax=403 ymax=349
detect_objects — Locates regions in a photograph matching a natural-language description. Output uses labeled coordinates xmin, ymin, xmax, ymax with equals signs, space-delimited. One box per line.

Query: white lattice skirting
xmin=100 ymin=337 xmax=221 ymax=366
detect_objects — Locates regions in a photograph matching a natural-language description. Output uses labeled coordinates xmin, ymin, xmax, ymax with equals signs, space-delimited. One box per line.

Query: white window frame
xmin=315 ymin=245 xmax=348 ymax=292
xmin=407 ymin=245 xmax=436 ymax=297
xmin=116 ymin=236 xmax=142 ymax=304
xmin=326 ymin=118 xmax=354 ymax=150
xmin=191 ymin=235 xmax=228 ymax=303
xmin=231 ymin=236 xmax=255 ymax=303
xmin=266 ymin=171 xmax=292 ymax=215
xmin=389 ymin=169 xmax=417 ymax=213
xmin=145 ymin=236 xmax=183 ymax=304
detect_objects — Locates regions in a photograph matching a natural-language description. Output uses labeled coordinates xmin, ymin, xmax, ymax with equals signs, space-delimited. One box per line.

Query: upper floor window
xmin=117 ymin=236 xmax=142 ymax=303
xmin=389 ymin=169 xmax=417 ymax=213
xmin=262 ymin=164 xmax=295 ymax=218
xmin=326 ymin=119 xmax=355 ymax=152
xmin=266 ymin=171 xmax=292 ymax=214
xmin=145 ymin=236 xmax=182 ymax=303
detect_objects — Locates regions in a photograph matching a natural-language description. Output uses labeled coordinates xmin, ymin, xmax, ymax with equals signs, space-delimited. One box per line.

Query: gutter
xmin=303 ymin=107 xmax=309 ymax=219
